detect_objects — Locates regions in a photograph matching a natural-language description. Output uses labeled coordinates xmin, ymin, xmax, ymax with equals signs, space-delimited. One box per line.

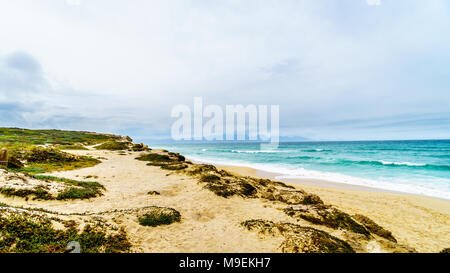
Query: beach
xmin=219 ymin=165 xmax=450 ymax=252
xmin=153 ymin=140 xmax=450 ymax=200
xmin=1 ymin=147 xmax=448 ymax=253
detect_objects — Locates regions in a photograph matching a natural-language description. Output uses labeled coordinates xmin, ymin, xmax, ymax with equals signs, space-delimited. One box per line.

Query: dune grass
xmin=242 ymin=219 xmax=355 ymax=253
xmin=136 ymin=152 xmax=188 ymax=171
xmin=0 ymin=128 xmax=118 ymax=146
xmin=0 ymin=128 xmax=116 ymax=173
xmin=0 ymin=175 xmax=105 ymax=201
xmin=0 ymin=186 xmax=53 ymax=200
xmin=56 ymin=145 xmax=88 ymax=150
xmin=95 ymin=141 xmax=129 ymax=150
xmin=0 ymin=213 xmax=131 ymax=253
xmin=138 ymin=207 xmax=181 ymax=227
xmin=34 ymin=175 xmax=105 ymax=200
xmin=136 ymin=153 xmax=172 ymax=163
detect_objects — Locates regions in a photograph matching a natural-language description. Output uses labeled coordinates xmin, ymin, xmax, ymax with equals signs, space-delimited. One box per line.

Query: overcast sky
xmin=0 ymin=0 xmax=449 ymax=141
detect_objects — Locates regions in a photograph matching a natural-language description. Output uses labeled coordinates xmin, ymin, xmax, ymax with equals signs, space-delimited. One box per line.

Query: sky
xmin=0 ymin=0 xmax=449 ymax=141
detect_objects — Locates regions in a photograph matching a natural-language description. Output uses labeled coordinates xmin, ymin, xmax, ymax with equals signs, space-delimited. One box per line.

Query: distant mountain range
xmin=137 ymin=136 xmax=311 ymax=144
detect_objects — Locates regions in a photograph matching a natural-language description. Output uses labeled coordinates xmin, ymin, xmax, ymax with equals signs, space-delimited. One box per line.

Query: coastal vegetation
xmin=0 ymin=128 xmax=445 ymax=253
xmin=94 ymin=140 xmax=150 ymax=152
xmin=0 ymin=127 xmax=120 ymax=146
xmin=36 ymin=175 xmax=105 ymax=200
xmin=242 ymin=219 xmax=355 ymax=253
xmin=136 ymin=151 xmax=188 ymax=171
xmin=12 ymin=147 xmax=100 ymax=173
xmin=352 ymin=214 xmax=397 ymax=242
xmin=0 ymin=128 xmax=126 ymax=173
xmin=0 ymin=172 xmax=105 ymax=200
xmin=131 ymin=149 xmax=419 ymax=252
xmin=137 ymin=207 xmax=181 ymax=227
xmin=440 ymin=248 xmax=450 ymax=253
xmin=283 ymin=205 xmax=371 ymax=236
xmin=95 ymin=141 xmax=130 ymax=151
xmin=56 ymin=145 xmax=89 ymax=150
xmin=0 ymin=186 xmax=53 ymax=200
xmin=1 ymin=145 xmax=100 ymax=174
xmin=0 ymin=210 xmax=131 ymax=253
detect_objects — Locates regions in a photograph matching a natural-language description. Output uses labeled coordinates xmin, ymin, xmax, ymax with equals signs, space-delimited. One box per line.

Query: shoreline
xmin=188 ymin=157 xmax=448 ymax=201
xmin=215 ymin=163 xmax=450 ymax=252
xmin=1 ymin=148 xmax=449 ymax=252
xmin=1 ymin=129 xmax=448 ymax=253
xmin=218 ymin=164 xmax=450 ymax=203
xmin=226 ymin=165 xmax=402 ymax=194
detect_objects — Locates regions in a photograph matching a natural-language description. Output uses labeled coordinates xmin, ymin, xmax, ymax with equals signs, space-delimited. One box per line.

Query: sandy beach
xmin=1 ymin=149 xmax=449 ymax=253
xmin=219 ymin=165 xmax=450 ymax=252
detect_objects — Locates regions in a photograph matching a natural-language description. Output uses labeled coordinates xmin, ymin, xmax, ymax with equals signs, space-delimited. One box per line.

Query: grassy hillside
xmin=0 ymin=127 xmax=120 ymax=146
xmin=0 ymin=128 xmax=127 ymax=173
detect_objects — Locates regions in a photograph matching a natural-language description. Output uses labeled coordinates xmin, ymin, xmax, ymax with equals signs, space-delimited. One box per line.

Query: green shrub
xmin=8 ymin=147 xmax=100 ymax=173
xmin=35 ymin=175 xmax=104 ymax=200
xmin=0 ymin=128 xmax=119 ymax=147
xmin=26 ymin=156 xmax=100 ymax=173
xmin=204 ymin=184 xmax=237 ymax=198
xmin=168 ymin=152 xmax=185 ymax=162
xmin=57 ymin=145 xmax=88 ymax=150
xmin=138 ymin=207 xmax=181 ymax=227
xmin=200 ymin=174 xmax=221 ymax=183
xmin=301 ymin=193 xmax=324 ymax=205
xmin=242 ymin=219 xmax=355 ymax=253
xmin=284 ymin=206 xmax=370 ymax=236
xmin=56 ymin=187 xmax=98 ymax=200
xmin=22 ymin=147 xmax=77 ymax=163
xmin=0 ymin=214 xmax=131 ymax=253
xmin=95 ymin=141 xmax=129 ymax=150
xmin=0 ymin=175 xmax=105 ymax=201
xmin=0 ymin=187 xmax=53 ymax=200
xmin=353 ymin=214 xmax=397 ymax=242
xmin=7 ymin=156 xmax=23 ymax=169
xmin=19 ymin=167 xmax=45 ymax=174
xmin=240 ymin=182 xmax=257 ymax=197
xmin=136 ymin=153 xmax=172 ymax=163
xmin=160 ymin=164 xmax=187 ymax=171
xmin=440 ymin=248 xmax=450 ymax=253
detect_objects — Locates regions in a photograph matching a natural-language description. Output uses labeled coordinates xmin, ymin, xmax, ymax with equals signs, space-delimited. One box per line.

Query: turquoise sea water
xmin=150 ymin=140 xmax=450 ymax=200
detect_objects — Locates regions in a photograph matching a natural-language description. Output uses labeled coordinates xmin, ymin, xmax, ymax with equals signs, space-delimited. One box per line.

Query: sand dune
xmin=1 ymin=149 xmax=448 ymax=253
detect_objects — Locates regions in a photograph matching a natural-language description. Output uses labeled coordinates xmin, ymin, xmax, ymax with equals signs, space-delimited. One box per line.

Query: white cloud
xmin=66 ymin=0 xmax=81 ymax=6
xmin=0 ymin=0 xmax=449 ymax=140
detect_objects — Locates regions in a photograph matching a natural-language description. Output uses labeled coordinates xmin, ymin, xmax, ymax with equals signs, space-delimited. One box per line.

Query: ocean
xmin=149 ymin=140 xmax=450 ymax=200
